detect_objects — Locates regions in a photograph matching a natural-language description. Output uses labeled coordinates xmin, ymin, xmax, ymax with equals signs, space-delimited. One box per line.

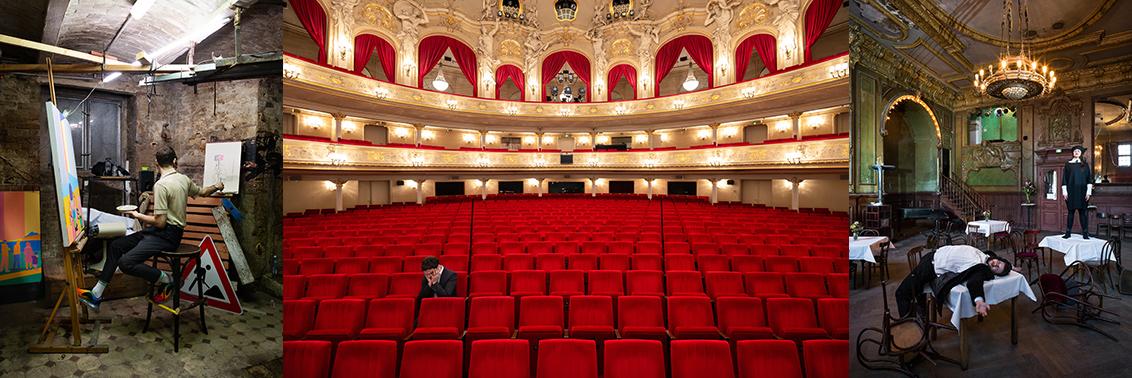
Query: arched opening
xmin=654 ymin=35 xmax=713 ymax=96
xmin=802 ymin=0 xmax=845 ymax=62
xmin=284 ymin=0 xmax=327 ymax=63
xmin=607 ymin=64 xmax=637 ymax=101
xmin=354 ymin=34 xmax=395 ymax=83
xmin=418 ymin=35 xmax=478 ymax=97
xmin=882 ymin=97 xmax=941 ymax=194
xmin=735 ymin=34 xmax=776 ymax=82
xmin=495 ymin=64 xmax=525 ymax=101
xmin=542 ymin=51 xmax=591 ymax=102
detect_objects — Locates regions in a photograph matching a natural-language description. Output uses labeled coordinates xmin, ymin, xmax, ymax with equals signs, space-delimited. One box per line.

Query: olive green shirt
xmin=153 ymin=172 xmax=202 ymax=228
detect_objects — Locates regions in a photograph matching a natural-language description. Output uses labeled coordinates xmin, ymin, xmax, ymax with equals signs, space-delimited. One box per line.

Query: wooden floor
xmin=850 ymin=231 xmax=1132 ymax=377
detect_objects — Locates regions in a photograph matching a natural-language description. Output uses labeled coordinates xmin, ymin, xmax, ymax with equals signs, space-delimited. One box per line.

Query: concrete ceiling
xmin=852 ymin=0 xmax=1132 ymax=89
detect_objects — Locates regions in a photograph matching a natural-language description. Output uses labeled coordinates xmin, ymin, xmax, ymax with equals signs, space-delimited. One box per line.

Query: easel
xmin=28 ymin=58 xmax=111 ymax=354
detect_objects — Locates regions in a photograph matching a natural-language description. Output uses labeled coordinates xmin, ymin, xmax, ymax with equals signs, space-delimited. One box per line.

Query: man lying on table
xmin=895 ymin=244 xmax=1019 ymax=319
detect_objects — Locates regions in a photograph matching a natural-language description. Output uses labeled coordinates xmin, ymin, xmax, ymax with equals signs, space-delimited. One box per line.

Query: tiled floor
xmin=0 ymin=293 xmax=282 ymax=377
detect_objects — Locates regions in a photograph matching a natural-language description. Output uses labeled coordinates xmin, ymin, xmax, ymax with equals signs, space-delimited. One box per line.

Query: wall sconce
xmin=587 ymin=157 xmax=601 ymax=167
xmin=642 ymin=157 xmax=660 ymax=167
xmin=828 ymin=62 xmax=849 ymax=79
xmin=785 ymin=150 xmax=804 ymax=164
xmin=394 ymin=127 xmax=410 ymax=138
xmin=782 ymin=40 xmax=796 ymax=61
xmin=404 ymin=179 xmax=419 ymax=188
xmin=403 ymin=61 xmax=416 ymax=78
xmin=327 ymin=151 xmax=347 ymax=165
xmin=503 ymin=105 xmax=519 ymax=115
xmin=595 ymin=135 xmax=611 ymax=144
xmin=323 ymin=181 xmax=337 ymax=190
xmin=806 ymin=116 xmax=826 ymax=130
xmin=717 ymin=59 xmax=729 ymax=77
xmin=283 ymin=63 xmax=301 ymax=79
xmin=523 ymin=135 xmax=536 ymax=145
xmin=775 ymin=120 xmax=792 ymax=133
xmin=485 ymin=134 xmax=498 ymax=144
xmin=341 ymin=120 xmax=357 ymax=133
xmin=374 ymin=86 xmax=390 ymax=100
xmin=577 ymin=135 xmax=591 ymax=144
xmin=475 ymin=155 xmax=491 ymax=167
xmin=741 ymin=86 xmax=758 ymax=99
xmin=409 ymin=154 xmax=426 ymax=166
xmin=672 ymin=99 xmax=686 ymax=110
xmin=634 ymin=134 xmax=648 ymax=144
xmin=659 ymin=133 xmax=670 ymax=142
xmin=542 ymin=135 xmax=555 ymax=145
xmin=696 ymin=129 xmax=711 ymax=140
xmin=558 ymin=107 xmax=574 ymax=117
xmin=532 ymin=155 xmax=548 ymax=167
xmin=707 ymin=154 xmax=725 ymax=166
xmin=421 ymin=129 xmax=436 ymax=140
xmin=721 ymin=126 xmax=739 ymax=137
xmin=463 ymin=133 xmax=476 ymax=143
xmin=305 ymin=116 xmax=325 ymax=129
xmin=527 ymin=178 xmax=540 ymax=186
xmin=445 ymin=99 xmax=458 ymax=110
xmin=614 ymin=104 xmax=628 ymax=115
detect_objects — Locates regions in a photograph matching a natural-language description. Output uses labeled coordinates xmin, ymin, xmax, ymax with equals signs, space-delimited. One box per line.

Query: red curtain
xmin=290 ymin=0 xmax=328 ymax=63
xmin=606 ymin=64 xmax=637 ymax=101
xmin=417 ymin=35 xmax=478 ymax=96
xmin=653 ymin=35 xmax=713 ymax=96
xmin=353 ymin=34 xmax=396 ymax=82
xmin=804 ymin=0 xmax=840 ymax=62
xmin=541 ymin=51 xmax=591 ymax=101
xmin=495 ymin=64 xmax=525 ymax=101
xmin=735 ymin=34 xmax=777 ymax=81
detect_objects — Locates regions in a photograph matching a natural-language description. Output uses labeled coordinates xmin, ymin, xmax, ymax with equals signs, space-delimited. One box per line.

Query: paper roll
xmin=92 ymin=222 xmax=128 ymax=239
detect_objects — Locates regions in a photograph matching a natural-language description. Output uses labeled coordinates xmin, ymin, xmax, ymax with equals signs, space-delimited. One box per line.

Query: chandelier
xmin=498 ymin=0 xmax=525 ymax=21
xmin=973 ymin=0 xmax=1055 ymax=101
xmin=682 ymin=62 xmax=699 ymax=92
xmin=555 ymin=0 xmax=577 ymax=21
xmin=607 ymin=0 xmax=635 ymax=20
xmin=432 ymin=68 xmax=449 ymax=91
xmin=548 ymin=69 xmax=586 ymax=102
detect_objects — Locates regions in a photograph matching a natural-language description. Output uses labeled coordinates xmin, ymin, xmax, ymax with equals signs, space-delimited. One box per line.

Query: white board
xmin=203 ymin=141 xmax=241 ymax=195
xmin=45 ymin=102 xmax=85 ymax=246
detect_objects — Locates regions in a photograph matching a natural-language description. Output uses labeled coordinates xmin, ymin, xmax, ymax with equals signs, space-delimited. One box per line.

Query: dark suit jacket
xmin=931 ymin=252 xmax=1002 ymax=308
xmin=418 ymin=268 xmax=458 ymax=299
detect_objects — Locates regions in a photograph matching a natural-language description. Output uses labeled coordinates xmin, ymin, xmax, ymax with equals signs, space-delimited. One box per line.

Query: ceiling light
xmin=682 ymin=63 xmax=699 ymax=91
xmin=432 ymin=70 xmax=449 ymax=91
xmin=554 ymin=0 xmax=578 ymax=21
xmin=146 ymin=15 xmax=230 ymax=62
xmin=102 ymin=72 xmax=122 ymax=83
xmin=974 ymin=0 xmax=1051 ymax=101
xmin=130 ymin=0 xmax=157 ymax=20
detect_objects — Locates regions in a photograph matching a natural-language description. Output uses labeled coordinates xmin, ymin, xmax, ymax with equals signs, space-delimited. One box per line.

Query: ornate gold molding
xmin=925 ymin=0 xmax=1117 ymax=49
xmin=850 ymin=24 xmax=960 ymax=109
xmin=893 ymin=38 xmax=973 ymax=76
xmin=283 ymin=138 xmax=850 ymax=171
xmin=956 ymin=59 xmax=1132 ymax=110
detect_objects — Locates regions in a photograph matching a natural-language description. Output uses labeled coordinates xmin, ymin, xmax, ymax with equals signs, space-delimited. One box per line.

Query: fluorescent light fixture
xmin=144 ymin=16 xmax=231 ymax=62
xmin=102 ymin=72 xmax=122 ymax=83
xmin=131 ymin=0 xmax=157 ymax=19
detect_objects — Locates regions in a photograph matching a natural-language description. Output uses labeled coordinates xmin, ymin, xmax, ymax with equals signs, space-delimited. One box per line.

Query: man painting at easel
xmin=78 ymin=146 xmax=223 ymax=310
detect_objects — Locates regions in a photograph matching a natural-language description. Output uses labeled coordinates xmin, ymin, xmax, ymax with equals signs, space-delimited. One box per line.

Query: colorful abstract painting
xmin=46 ymin=102 xmax=85 ymax=246
xmin=0 ymin=192 xmax=42 ymax=286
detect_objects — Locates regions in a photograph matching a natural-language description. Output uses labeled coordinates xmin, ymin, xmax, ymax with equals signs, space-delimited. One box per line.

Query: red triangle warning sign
xmin=179 ymin=235 xmax=243 ymax=314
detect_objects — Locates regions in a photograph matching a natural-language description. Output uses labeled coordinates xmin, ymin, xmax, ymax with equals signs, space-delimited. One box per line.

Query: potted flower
xmin=1022 ymin=180 xmax=1036 ymax=204
xmin=850 ymin=221 xmax=862 ymax=240
xmin=981 ymin=209 xmax=992 ymax=220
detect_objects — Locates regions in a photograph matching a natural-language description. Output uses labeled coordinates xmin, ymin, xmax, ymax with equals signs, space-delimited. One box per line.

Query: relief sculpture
xmin=961 ymin=141 xmax=1021 ymax=180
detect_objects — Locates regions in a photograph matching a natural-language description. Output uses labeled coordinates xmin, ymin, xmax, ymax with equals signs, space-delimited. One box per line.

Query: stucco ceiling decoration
xmin=852 ymin=0 xmax=1132 ymax=92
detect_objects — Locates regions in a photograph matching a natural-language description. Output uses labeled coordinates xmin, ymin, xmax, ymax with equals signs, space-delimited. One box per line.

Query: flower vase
xmin=852 ymin=233 xmax=859 ymax=241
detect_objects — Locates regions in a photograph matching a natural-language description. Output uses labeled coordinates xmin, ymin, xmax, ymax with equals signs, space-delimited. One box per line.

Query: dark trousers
xmin=895 ymin=252 xmax=936 ymax=318
xmin=99 ymin=226 xmax=183 ymax=284
xmin=1066 ymin=207 xmax=1089 ymax=235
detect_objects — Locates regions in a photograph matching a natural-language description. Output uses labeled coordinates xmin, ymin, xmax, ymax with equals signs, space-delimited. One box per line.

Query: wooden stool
xmin=144 ymin=245 xmax=208 ymax=352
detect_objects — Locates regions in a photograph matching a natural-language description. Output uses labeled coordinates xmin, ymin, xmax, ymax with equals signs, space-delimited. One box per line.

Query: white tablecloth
xmin=966 ymin=220 xmax=1010 ymax=237
xmin=1038 ymin=234 xmax=1115 ymax=265
xmin=849 ymin=236 xmax=891 ymax=263
xmin=936 ymin=271 xmax=1036 ymax=329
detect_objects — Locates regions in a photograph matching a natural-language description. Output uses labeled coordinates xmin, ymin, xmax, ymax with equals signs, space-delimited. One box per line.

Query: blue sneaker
xmin=77 ymin=288 xmax=101 ymax=312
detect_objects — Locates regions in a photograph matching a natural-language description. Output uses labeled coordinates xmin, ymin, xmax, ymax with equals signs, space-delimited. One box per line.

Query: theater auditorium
xmin=281 ymin=0 xmax=850 ymax=377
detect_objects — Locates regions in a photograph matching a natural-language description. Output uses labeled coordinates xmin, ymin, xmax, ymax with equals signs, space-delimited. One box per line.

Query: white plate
xmin=116 ymin=205 xmax=138 ymax=212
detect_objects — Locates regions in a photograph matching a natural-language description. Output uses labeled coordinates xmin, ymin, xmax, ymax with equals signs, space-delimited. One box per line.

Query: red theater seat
xmin=764 ymin=256 xmax=799 ymax=272
xmin=358 ymin=298 xmax=416 ymax=340
xmin=598 ymin=254 xmax=630 ymax=270
xmin=536 ymin=339 xmax=598 ymax=378
xmin=666 ymin=271 xmax=706 ymax=296
xmin=731 ymin=256 xmax=763 ymax=272
xmin=443 ymin=242 xmax=469 ymax=255
xmin=303 ymin=274 xmax=347 ymax=300
xmin=470 ymin=270 xmax=507 ymax=297
xmin=466 ymin=296 xmax=516 ymax=340
xmin=387 ymin=272 xmax=423 ymax=298
xmin=305 ymin=298 xmax=367 ymax=342
xmin=721 ymin=243 xmax=750 ymax=256
xmin=300 ymin=259 xmax=334 ymax=275
xmin=499 ymin=241 xmax=525 ymax=255
xmin=803 ymin=340 xmax=849 ymax=378
xmin=371 ymin=257 xmax=402 ymax=273
xmin=580 ymin=241 xmax=607 ymax=254
xmin=670 ymin=340 xmax=735 ymax=378
xmin=283 ymin=299 xmax=316 ymax=340
xmin=503 ymin=255 xmax=535 ymax=271
xmin=615 ymin=296 xmax=665 ymax=341
xmin=469 ymin=339 xmax=530 ymax=378
xmin=439 ymin=255 xmax=469 ymax=272
xmin=667 ymin=296 xmax=722 ymax=339
xmin=509 ymin=270 xmax=548 ymax=297
xmin=472 ymin=242 xmax=498 ymax=255
xmin=331 ymin=340 xmax=397 ymax=378
xmin=400 ymin=340 xmax=463 ymax=378
xmin=604 ymin=339 xmax=665 ymax=378
xmin=636 ymin=241 xmax=661 ymax=255
xmin=744 ymin=272 xmax=789 ymax=298
xmin=283 ymin=276 xmax=305 ymax=299
xmin=631 ymin=254 xmax=663 ymax=270
xmin=665 ymin=241 xmax=692 ymax=254
xmin=705 ymin=272 xmax=747 ymax=299
xmin=345 ymin=273 xmax=388 ymax=299
xmin=817 ymin=298 xmax=850 ymax=339
xmin=799 ymin=257 xmax=836 ymax=273
xmin=827 ymin=273 xmax=849 ymax=298
xmin=664 ymin=255 xmax=696 ymax=271
xmin=696 ymin=255 xmax=730 ymax=272
xmin=626 ymin=270 xmax=665 ymax=296
xmin=567 ymin=295 xmax=615 ymax=340
xmin=737 ymin=340 xmax=803 ymax=378
xmin=335 ymin=257 xmax=370 ymax=274
xmin=283 ymin=340 xmax=331 ymax=378
xmin=471 ymin=255 xmax=503 ymax=271
xmin=609 ymin=241 xmax=634 ymax=255
xmin=549 ymin=270 xmax=585 ymax=298
xmin=517 ymin=296 xmax=565 ymax=342
xmin=785 ymin=272 xmax=830 ymax=299
xmin=568 ymin=254 xmax=599 ymax=270
xmin=555 ymin=241 xmax=580 ymax=254
xmin=766 ymin=298 xmax=829 ymax=342
xmin=716 ymin=297 xmax=774 ymax=340
xmin=587 ymin=270 xmax=624 ymax=297
xmin=410 ymin=297 xmax=466 ymax=340
xmin=527 ymin=241 xmax=553 ymax=255
xmin=535 ymin=254 xmax=566 ymax=270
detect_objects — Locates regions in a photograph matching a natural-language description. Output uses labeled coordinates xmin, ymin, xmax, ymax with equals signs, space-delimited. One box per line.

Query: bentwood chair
xmin=856 ymin=280 xmax=960 ymax=376
xmin=860 ymin=229 xmax=887 ymax=287
xmin=1033 ymin=262 xmax=1120 ymax=341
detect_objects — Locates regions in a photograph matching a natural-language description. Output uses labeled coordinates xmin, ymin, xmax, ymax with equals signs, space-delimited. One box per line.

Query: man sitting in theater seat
xmin=895 ymin=244 xmax=1017 ymax=319
xmin=419 ymin=256 xmax=457 ymax=299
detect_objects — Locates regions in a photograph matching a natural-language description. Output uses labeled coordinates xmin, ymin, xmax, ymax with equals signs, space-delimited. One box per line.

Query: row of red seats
xmin=286 ymin=254 xmax=850 ymax=276
xmin=285 ymin=240 xmax=847 ymax=260
xmin=285 ymin=271 xmax=849 ymax=302
xmin=285 ymin=296 xmax=848 ymax=343
xmin=284 ymin=231 xmax=844 ymax=250
xmin=285 ymin=338 xmax=847 ymax=378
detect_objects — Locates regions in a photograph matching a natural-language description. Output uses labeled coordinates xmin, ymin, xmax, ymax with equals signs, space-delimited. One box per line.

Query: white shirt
xmin=932 ymin=245 xmax=991 ymax=303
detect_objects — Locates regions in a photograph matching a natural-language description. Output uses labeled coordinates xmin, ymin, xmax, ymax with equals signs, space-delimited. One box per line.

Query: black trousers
xmin=895 ymin=252 xmax=936 ymax=318
xmin=99 ymin=226 xmax=183 ymax=284
xmin=1066 ymin=207 xmax=1088 ymax=235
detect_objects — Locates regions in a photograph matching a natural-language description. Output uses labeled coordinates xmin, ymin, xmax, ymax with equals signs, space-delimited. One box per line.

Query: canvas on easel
xmin=45 ymin=102 xmax=84 ymax=246
xmin=203 ymin=141 xmax=242 ymax=195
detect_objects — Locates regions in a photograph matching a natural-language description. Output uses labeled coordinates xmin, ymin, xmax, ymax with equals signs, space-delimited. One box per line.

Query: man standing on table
xmin=1062 ymin=145 xmax=1093 ymax=239
xmin=895 ymin=244 xmax=1015 ymax=319
xmin=419 ymin=256 xmax=457 ymax=299
xmin=78 ymin=146 xmax=223 ymax=311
